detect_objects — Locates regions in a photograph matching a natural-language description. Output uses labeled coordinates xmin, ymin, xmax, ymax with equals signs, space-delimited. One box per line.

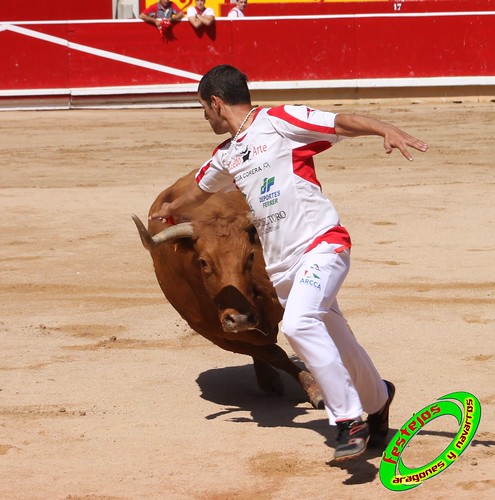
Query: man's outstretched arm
xmin=334 ymin=113 xmax=428 ymax=161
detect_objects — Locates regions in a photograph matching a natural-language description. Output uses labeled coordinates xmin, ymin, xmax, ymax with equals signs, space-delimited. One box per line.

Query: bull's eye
xmin=245 ymin=250 xmax=255 ymax=271
xmin=198 ymin=258 xmax=208 ymax=269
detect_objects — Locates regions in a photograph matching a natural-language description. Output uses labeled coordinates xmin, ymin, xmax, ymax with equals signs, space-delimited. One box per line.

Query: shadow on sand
xmin=195 ymin=360 xmax=384 ymax=484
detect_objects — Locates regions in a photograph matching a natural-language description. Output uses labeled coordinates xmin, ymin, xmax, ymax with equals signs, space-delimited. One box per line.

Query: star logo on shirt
xmin=306 ymin=107 xmax=316 ymax=119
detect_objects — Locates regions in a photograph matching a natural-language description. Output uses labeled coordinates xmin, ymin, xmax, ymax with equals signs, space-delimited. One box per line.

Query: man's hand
xmin=381 ymin=123 xmax=428 ymax=161
xmin=150 ymin=202 xmax=172 ymax=223
xmin=149 ymin=181 xmax=212 ymax=224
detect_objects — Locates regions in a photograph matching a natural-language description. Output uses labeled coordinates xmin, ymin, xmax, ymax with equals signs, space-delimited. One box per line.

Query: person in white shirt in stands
xmin=228 ymin=0 xmax=247 ymax=18
xmin=187 ymin=0 xmax=215 ymax=29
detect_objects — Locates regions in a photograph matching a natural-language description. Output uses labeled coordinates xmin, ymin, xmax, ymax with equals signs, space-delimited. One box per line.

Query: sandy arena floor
xmin=1 ymin=100 xmax=494 ymax=499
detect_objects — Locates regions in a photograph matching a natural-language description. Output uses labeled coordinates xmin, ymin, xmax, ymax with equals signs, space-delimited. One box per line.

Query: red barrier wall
xmin=1 ymin=9 xmax=494 ymax=107
xmin=220 ymin=0 xmax=495 ymax=16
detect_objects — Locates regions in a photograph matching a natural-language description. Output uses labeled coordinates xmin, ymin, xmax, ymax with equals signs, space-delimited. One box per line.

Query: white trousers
xmin=272 ymin=242 xmax=387 ymax=425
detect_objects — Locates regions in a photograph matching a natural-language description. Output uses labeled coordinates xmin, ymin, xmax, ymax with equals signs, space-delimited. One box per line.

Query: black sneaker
xmin=333 ymin=419 xmax=369 ymax=461
xmin=367 ymin=380 xmax=396 ymax=448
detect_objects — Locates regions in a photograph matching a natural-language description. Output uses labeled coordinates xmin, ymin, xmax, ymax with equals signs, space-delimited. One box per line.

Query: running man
xmin=151 ymin=65 xmax=428 ymax=461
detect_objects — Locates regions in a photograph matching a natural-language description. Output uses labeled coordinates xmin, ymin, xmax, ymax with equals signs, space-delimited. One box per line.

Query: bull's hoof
xmin=308 ymin=387 xmax=324 ymax=409
xmin=298 ymin=370 xmax=324 ymax=409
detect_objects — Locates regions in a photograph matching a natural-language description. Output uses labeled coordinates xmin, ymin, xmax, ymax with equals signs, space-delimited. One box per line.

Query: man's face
xmin=199 ymin=97 xmax=229 ymax=135
xmin=237 ymin=0 xmax=247 ymax=11
xmin=196 ymin=0 xmax=206 ymax=9
xmin=159 ymin=0 xmax=171 ymax=7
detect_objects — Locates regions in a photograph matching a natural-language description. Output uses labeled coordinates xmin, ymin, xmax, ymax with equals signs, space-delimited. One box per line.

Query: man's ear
xmin=210 ymin=95 xmax=222 ymax=115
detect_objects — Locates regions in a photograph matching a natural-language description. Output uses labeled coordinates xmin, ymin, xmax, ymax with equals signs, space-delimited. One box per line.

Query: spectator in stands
xmin=187 ymin=0 xmax=215 ymax=29
xmin=228 ymin=0 xmax=247 ymax=18
xmin=140 ymin=0 xmax=184 ymax=29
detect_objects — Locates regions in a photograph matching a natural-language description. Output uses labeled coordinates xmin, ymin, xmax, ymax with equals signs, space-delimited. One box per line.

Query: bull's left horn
xmin=152 ymin=222 xmax=194 ymax=244
xmin=132 ymin=214 xmax=194 ymax=250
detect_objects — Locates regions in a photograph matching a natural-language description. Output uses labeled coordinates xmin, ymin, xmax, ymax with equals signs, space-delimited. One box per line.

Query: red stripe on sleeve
xmin=268 ymin=105 xmax=336 ymax=134
xmin=195 ymin=137 xmax=231 ymax=185
xmin=195 ymin=160 xmax=211 ymax=184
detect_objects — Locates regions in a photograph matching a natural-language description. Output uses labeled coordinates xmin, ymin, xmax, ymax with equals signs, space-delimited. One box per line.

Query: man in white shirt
xmin=228 ymin=0 xmax=247 ymax=18
xmin=187 ymin=0 xmax=215 ymax=29
xmin=151 ymin=65 xmax=428 ymax=462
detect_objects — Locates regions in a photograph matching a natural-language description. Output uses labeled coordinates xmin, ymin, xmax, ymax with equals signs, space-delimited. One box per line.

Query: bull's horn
xmin=151 ymin=222 xmax=194 ymax=244
xmin=132 ymin=214 xmax=154 ymax=250
xmin=131 ymin=214 xmax=194 ymax=250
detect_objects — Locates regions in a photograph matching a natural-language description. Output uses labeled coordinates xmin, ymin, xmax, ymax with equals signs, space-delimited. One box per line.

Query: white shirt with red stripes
xmin=186 ymin=6 xmax=215 ymax=18
xmin=227 ymin=7 xmax=244 ymax=18
xmin=195 ymin=105 xmax=350 ymax=280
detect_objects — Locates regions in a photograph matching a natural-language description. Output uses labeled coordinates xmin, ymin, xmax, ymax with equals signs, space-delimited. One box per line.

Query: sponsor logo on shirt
xmin=227 ymin=144 xmax=269 ymax=171
xmin=259 ymin=176 xmax=280 ymax=208
xmin=252 ymin=144 xmax=268 ymax=156
xmin=234 ymin=166 xmax=263 ymax=182
xmin=306 ymin=106 xmax=317 ymax=119
xmin=238 ymin=144 xmax=269 ymax=165
xmin=233 ymin=160 xmax=272 ymax=183
xmin=239 ymin=146 xmax=251 ymax=163
xmin=226 ymin=155 xmax=242 ymax=171
xmin=299 ymin=264 xmax=322 ymax=290
xmin=253 ymin=210 xmax=286 ymax=235
xmin=261 ymin=177 xmax=275 ymax=194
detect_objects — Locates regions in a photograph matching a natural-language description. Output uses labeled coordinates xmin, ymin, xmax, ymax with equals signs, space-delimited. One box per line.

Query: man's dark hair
xmin=198 ymin=65 xmax=251 ymax=106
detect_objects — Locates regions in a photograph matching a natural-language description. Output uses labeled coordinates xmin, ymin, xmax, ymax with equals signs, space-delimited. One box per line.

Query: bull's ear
xmin=173 ymin=238 xmax=196 ymax=253
xmin=246 ymin=224 xmax=259 ymax=245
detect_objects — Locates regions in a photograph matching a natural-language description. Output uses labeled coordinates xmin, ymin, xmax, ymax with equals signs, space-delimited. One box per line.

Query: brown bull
xmin=132 ymin=171 xmax=322 ymax=408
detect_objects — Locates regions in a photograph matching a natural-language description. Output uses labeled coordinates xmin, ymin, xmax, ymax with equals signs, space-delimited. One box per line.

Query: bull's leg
xmin=255 ymin=344 xmax=324 ymax=410
xmin=210 ymin=337 xmax=323 ymax=409
xmin=252 ymin=358 xmax=284 ymax=396
xmin=252 ymin=358 xmax=323 ymax=410
xmin=297 ymin=369 xmax=324 ymax=410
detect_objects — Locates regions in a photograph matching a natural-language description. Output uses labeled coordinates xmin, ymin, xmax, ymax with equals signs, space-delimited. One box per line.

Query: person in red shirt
xmin=140 ymin=0 xmax=184 ymax=29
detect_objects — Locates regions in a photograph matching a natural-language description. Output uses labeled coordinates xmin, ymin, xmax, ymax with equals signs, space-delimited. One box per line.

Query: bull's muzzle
xmin=214 ymin=286 xmax=259 ymax=333
xmin=220 ymin=309 xmax=259 ymax=333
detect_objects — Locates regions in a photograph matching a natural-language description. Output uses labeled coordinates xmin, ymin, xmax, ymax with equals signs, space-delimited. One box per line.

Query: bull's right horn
xmin=131 ymin=214 xmax=194 ymax=250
